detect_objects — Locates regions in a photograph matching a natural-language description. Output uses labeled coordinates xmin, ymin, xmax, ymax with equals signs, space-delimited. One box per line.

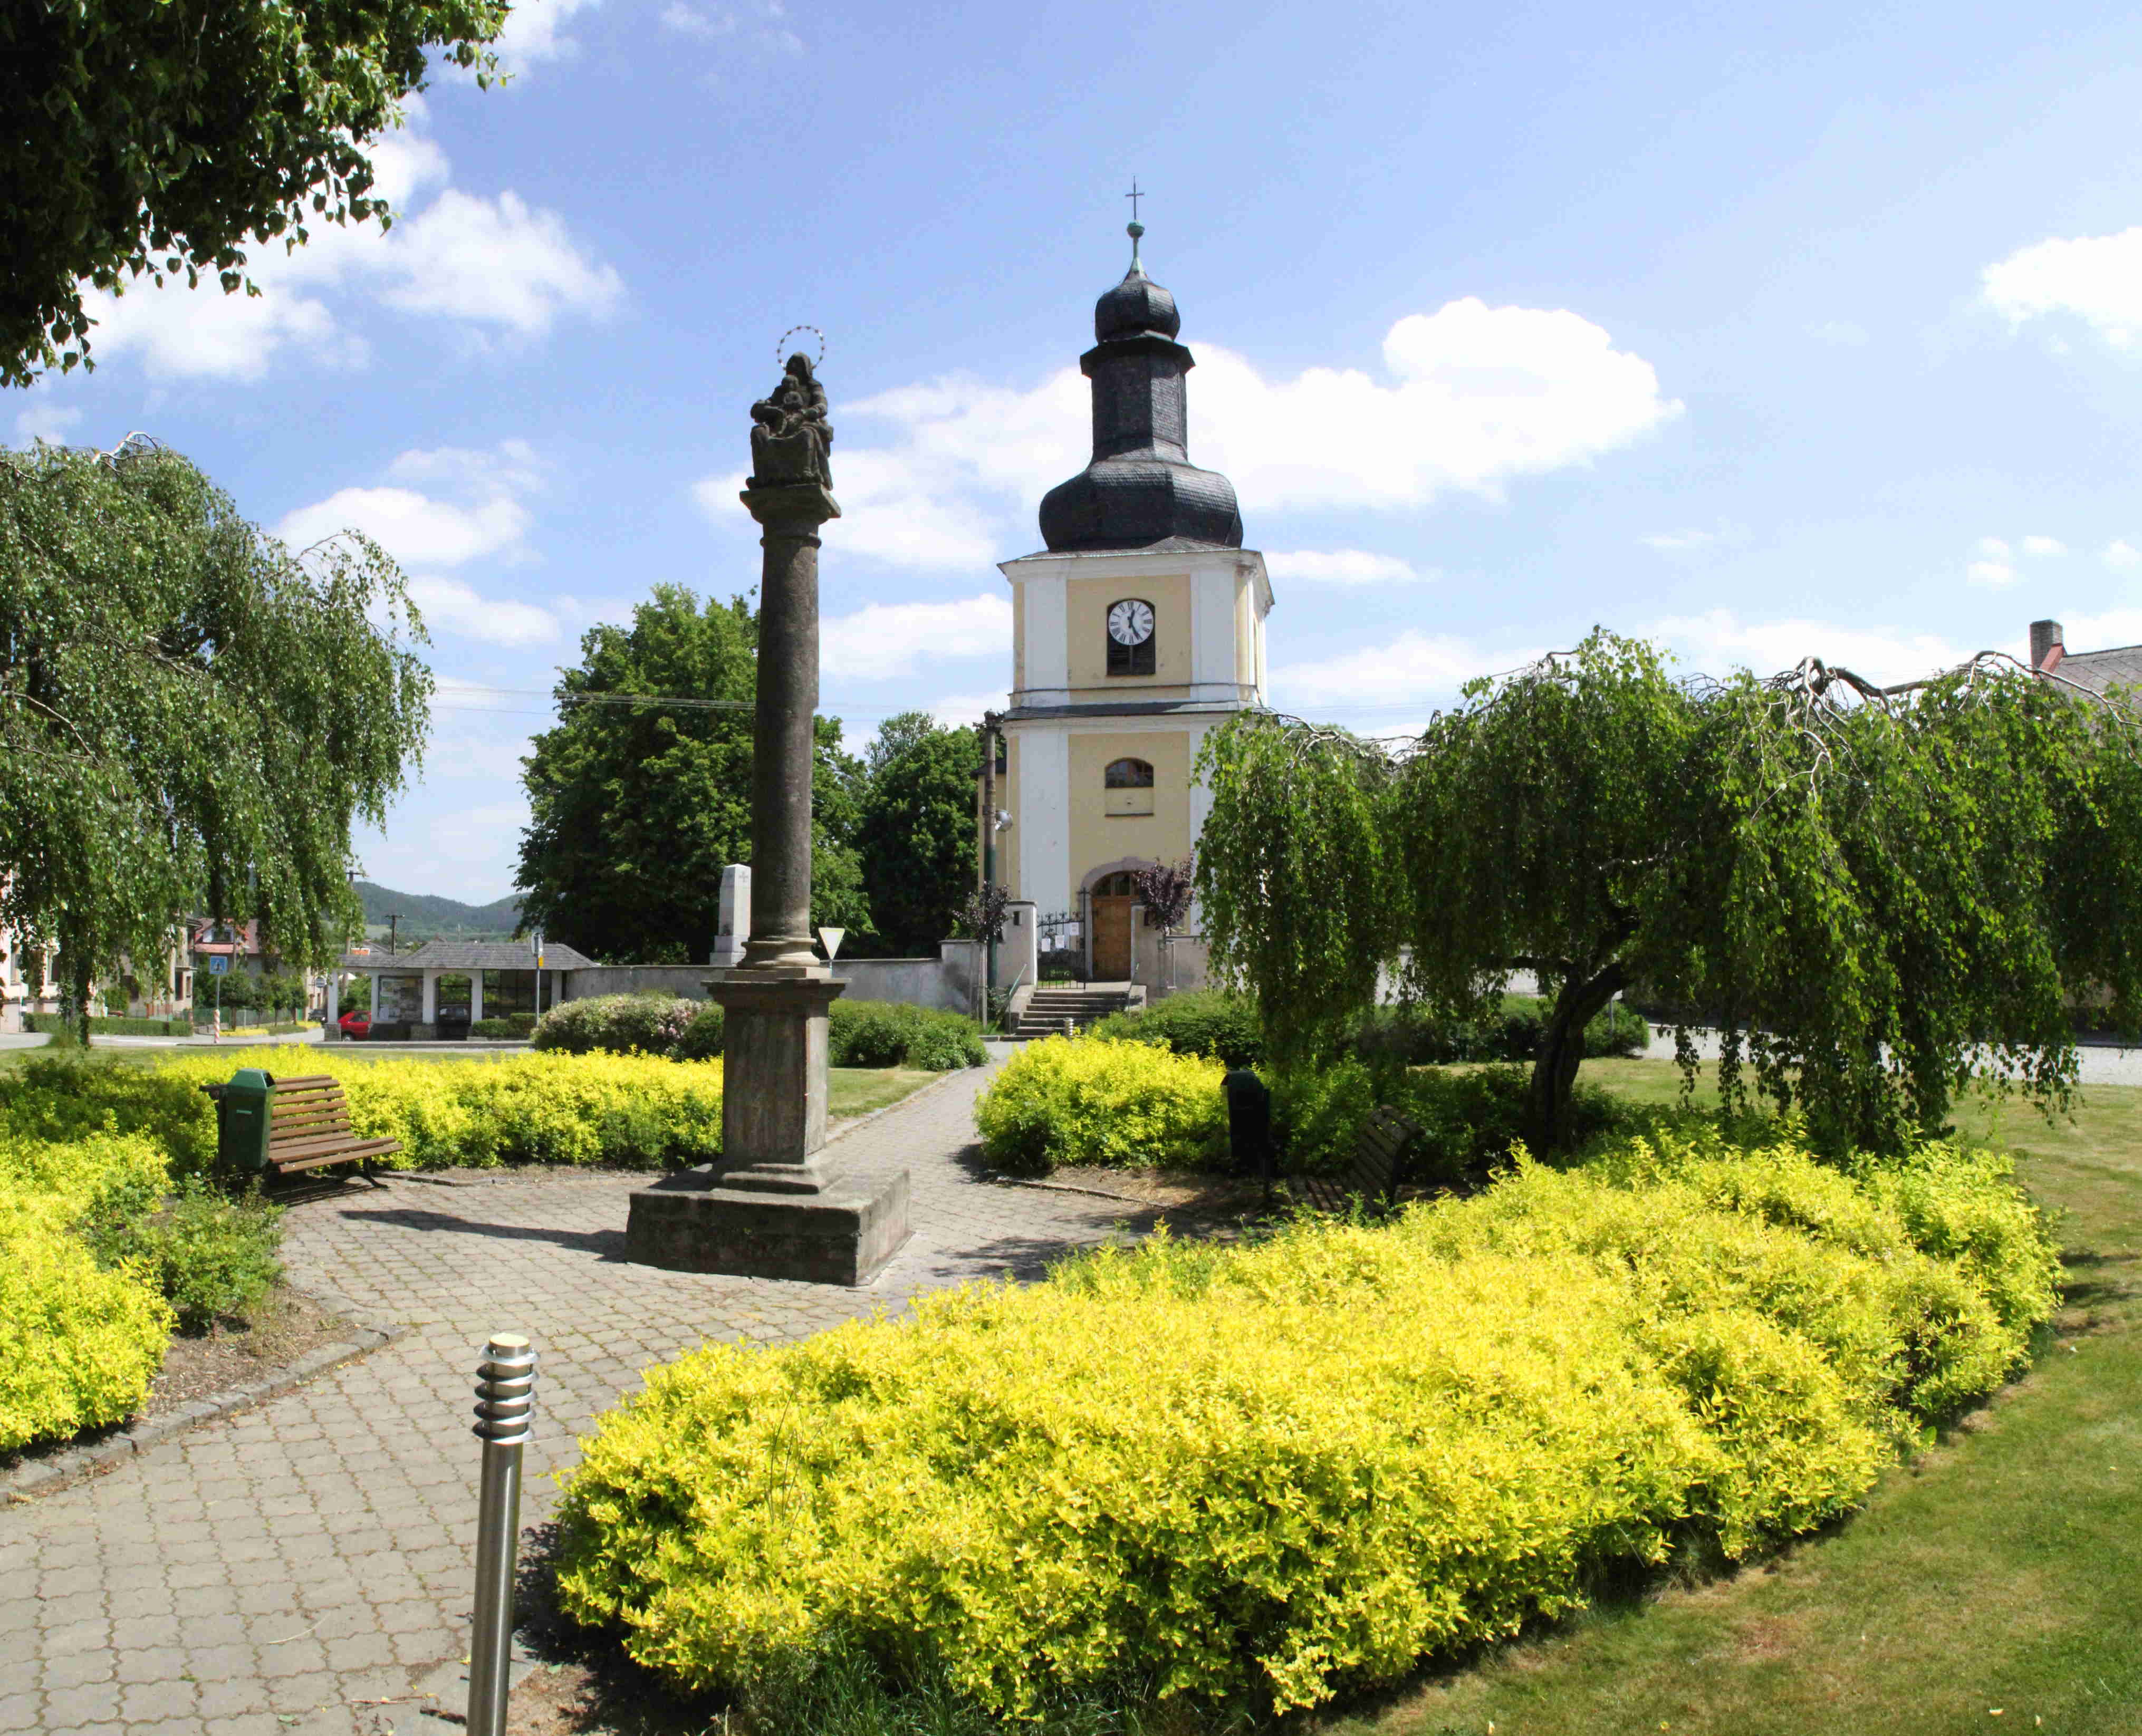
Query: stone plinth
xmin=624 ymin=969 xmax=911 ymax=1284
xmin=623 ymin=1166 xmax=910 ymax=1286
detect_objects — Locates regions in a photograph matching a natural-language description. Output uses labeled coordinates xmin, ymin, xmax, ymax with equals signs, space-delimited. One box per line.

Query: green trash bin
xmin=217 ymin=1068 xmax=277 ymax=1172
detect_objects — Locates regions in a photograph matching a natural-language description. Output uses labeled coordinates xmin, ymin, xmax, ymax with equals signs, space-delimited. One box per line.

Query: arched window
xmin=1106 ymin=597 xmax=1157 ymax=676
xmin=1104 ymin=756 xmax=1155 ymax=816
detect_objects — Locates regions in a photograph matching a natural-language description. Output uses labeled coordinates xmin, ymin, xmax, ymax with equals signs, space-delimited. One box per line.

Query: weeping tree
xmin=0 ymin=438 xmax=431 ymax=1043
xmin=1197 ymin=629 xmax=2142 ymax=1152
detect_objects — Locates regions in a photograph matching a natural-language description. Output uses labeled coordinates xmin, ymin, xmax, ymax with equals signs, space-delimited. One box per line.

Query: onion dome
xmin=1039 ymin=222 xmax=1243 ymax=554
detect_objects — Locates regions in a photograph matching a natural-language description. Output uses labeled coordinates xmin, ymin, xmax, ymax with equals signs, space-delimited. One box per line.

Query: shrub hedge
xmin=530 ymin=993 xmax=984 ymax=1072
xmin=0 ymin=1049 xmax=728 ymax=1174
xmin=1089 ymin=991 xmax=1649 ymax=1072
xmin=553 ymin=1130 xmax=2057 ymax=1719
xmin=470 ymin=1015 xmax=537 ymax=1040
xmin=975 ymin=1036 xmax=1226 ymax=1174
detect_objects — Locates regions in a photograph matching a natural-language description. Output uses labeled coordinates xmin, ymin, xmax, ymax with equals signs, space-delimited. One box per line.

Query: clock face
xmin=1108 ymin=599 xmax=1155 ymax=646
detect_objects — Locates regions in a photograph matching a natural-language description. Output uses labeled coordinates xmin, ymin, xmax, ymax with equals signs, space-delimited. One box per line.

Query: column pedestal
xmin=624 ymin=970 xmax=911 ymax=1285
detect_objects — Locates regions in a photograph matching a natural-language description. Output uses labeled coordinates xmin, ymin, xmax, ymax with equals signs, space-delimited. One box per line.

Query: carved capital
xmin=739 ymin=483 xmax=841 ymax=529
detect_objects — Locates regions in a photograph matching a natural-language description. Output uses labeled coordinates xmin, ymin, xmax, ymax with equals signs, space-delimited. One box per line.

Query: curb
xmin=1 ymin=1287 xmax=407 ymax=1506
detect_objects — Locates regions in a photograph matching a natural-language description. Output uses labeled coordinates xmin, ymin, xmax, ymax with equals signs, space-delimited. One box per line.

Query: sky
xmin=17 ymin=0 xmax=2142 ymax=901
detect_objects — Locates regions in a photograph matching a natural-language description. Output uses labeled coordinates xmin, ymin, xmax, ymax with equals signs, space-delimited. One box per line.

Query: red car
xmin=338 ymin=1009 xmax=373 ymax=1039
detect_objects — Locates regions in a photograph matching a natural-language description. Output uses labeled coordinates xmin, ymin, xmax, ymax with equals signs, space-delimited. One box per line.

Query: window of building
xmin=1104 ymin=756 xmax=1156 ymax=816
xmin=1106 ymin=597 xmax=1157 ymax=676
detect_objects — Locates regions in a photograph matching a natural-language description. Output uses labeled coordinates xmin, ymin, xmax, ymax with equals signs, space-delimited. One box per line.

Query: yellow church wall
xmin=1064 ymin=572 xmax=1192 ymax=693
xmin=1068 ymin=728 xmax=1195 ymax=892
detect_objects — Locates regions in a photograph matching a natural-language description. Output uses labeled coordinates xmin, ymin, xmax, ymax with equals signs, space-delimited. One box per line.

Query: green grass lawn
xmin=1325 ymin=1057 xmax=2142 ymax=1736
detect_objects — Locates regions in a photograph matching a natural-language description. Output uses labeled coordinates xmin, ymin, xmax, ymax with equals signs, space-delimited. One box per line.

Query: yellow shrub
xmin=136 ymin=1049 xmax=726 ymax=1170
xmin=974 ymin=1035 xmax=1226 ymax=1173
xmin=0 ymin=1130 xmax=176 ymax=1451
xmin=555 ymin=1133 xmax=2057 ymax=1716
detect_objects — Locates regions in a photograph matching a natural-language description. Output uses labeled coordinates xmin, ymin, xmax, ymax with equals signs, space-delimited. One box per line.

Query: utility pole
xmin=386 ymin=913 xmax=401 ymax=956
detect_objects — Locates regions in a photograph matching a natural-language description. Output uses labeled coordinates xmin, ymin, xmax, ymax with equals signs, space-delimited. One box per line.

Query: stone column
xmin=738 ymin=485 xmax=834 ymax=969
xmin=470 ymin=971 xmax=485 ymax=1025
xmin=624 ymin=355 xmax=909 ymax=1285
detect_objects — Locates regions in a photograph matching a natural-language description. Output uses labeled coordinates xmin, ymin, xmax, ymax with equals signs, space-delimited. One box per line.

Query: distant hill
xmin=353 ymin=881 xmax=522 ymax=938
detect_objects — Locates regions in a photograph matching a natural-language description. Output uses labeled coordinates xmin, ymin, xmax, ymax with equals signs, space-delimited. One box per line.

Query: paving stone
xmin=0 ymin=1065 xmax=1205 ymax=1735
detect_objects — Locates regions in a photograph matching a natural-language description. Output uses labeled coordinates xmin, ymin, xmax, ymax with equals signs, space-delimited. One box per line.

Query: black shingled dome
xmin=1039 ymin=237 xmax=1242 ymax=554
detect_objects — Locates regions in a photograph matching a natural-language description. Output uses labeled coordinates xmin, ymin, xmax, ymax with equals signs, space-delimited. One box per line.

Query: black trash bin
xmin=1223 ymin=1067 xmax=1274 ymax=1188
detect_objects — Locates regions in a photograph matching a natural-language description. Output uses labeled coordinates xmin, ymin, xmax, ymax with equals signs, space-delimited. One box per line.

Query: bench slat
xmin=272 ymin=1141 xmax=400 ymax=1174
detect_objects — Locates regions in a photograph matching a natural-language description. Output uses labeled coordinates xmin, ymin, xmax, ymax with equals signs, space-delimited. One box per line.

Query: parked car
xmin=338 ymin=1008 xmax=373 ymax=1039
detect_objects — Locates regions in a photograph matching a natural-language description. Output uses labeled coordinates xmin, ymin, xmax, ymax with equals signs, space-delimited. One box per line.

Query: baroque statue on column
xmin=748 ymin=353 xmax=834 ymax=489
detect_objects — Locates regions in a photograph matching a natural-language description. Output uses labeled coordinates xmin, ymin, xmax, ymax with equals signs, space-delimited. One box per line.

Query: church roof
xmin=1038 ymin=222 xmax=1243 ymax=555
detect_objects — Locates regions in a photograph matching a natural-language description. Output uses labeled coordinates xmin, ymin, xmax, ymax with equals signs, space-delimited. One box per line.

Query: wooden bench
xmin=1283 ymin=1106 xmax=1422 ymax=1215
xmin=200 ymin=1073 xmax=398 ymax=1185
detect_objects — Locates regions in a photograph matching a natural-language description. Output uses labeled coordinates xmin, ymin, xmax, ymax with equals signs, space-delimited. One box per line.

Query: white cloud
xmin=1650 ymin=611 xmax=1968 ymax=687
xmin=1983 ymin=227 xmax=2142 ymax=349
xmin=2105 ymin=540 xmax=2141 ymax=570
xmin=2021 ymin=534 xmax=2068 ymax=557
xmin=12 ymin=403 xmax=82 ymax=445
xmin=278 ymin=485 xmax=530 ymax=567
xmin=79 ymin=107 xmax=618 ymax=381
xmin=821 ymin=593 xmax=1012 ymax=680
xmin=715 ymin=301 xmax=1675 ymax=570
xmin=405 ymin=575 xmax=559 ymax=647
xmin=662 ymin=3 xmax=737 ymax=36
xmin=493 ymin=0 xmax=601 ymax=65
xmin=1272 ymin=630 xmax=1525 ymax=711
xmin=915 ymin=691 xmax=1004 ymax=730
xmin=1967 ymin=560 xmax=2018 ymax=587
xmin=1975 ymin=536 xmax=2012 ymax=558
xmin=2059 ymin=609 xmax=2142 ymax=653
xmin=1266 ymin=549 xmax=1425 ymax=585
xmin=379 ymin=189 xmax=623 ymax=335
xmin=275 ymin=443 xmax=547 ymax=643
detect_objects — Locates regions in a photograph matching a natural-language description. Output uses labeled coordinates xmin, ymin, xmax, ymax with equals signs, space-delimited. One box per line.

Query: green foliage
xmin=854 ymin=713 xmax=979 ymax=955
xmin=532 ymin=993 xmax=700 ymax=1056
xmin=81 ymin=1175 xmax=283 ymax=1332
xmin=1 ymin=0 xmax=507 ymax=386
xmin=0 ymin=443 xmax=430 ymax=1043
xmin=827 ymin=1000 xmax=985 ymax=1071
xmin=1271 ymin=1059 xmax=1625 ymax=1188
xmin=975 ymin=1036 xmax=1227 ymax=1174
xmin=515 ymin=586 xmax=869 ymax=963
xmin=674 ymin=1003 xmax=727 ymax=1061
xmin=553 ymin=1131 xmax=2057 ymax=1718
xmin=1199 ymin=630 xmax=2142 ymax=1152
xmin=469 ymin=1015 xmax=536 ymax=1039
xmin=1089 ymin=990 xmax=1266 ymax=1067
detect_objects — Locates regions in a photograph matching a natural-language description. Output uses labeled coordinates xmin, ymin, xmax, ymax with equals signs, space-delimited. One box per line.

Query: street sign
xmin=207 ymin=954 xmax=229 ymax=977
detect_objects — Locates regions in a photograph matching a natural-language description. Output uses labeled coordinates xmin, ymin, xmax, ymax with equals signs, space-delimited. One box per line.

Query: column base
xmin=624 ymin=1167 xmax=910 ymax=1286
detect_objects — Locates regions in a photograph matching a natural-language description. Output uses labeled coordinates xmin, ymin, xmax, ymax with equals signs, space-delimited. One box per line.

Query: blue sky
xmin=17 ymin=0 xmax=2142 ymax=900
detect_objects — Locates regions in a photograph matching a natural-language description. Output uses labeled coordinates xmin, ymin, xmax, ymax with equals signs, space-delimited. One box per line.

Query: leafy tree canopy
xmin=2 ymin=0 xmax=507 ymax=387
xmin=1198 ymin=629 xmax=2142 ymax=1152
xmin=0 ymin=439 xmax=432 ymax=1040
xmin=515 ymin=585 xmax=870 ymax=965
xmin=852 ymin=711 xmax=978 ymax=956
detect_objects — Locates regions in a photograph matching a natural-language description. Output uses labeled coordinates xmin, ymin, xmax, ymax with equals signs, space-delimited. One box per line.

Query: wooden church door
xmin=1091 ymin=871 xmax=1138 ymax=980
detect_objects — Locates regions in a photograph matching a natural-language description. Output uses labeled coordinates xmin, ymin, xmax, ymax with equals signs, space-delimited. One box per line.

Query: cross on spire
xmin=1125 ymin=178 xmax=1144 ymax=225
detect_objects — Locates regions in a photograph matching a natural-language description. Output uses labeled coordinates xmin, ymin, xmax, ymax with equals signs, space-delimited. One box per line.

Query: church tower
xmin=995 ymin=218 xmax=1273 ymax=980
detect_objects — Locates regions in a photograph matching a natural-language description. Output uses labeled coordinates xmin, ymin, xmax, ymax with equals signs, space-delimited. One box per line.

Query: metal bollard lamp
xmin=468 ymin=1333 xmax=537 ymax=1736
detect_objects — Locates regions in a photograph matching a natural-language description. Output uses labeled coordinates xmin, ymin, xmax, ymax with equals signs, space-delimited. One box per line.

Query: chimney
xmin=2030 ymin=618 xmax=2065 ymax=672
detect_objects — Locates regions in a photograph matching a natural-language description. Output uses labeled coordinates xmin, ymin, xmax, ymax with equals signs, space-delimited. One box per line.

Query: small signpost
xmin=531 ymin=930 xmax=545 ymax=1024
xmin=207 ymin=952 xmax=229 ymax=1043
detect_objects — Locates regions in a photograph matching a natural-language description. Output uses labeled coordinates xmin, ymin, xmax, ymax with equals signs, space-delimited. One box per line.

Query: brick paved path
xmin=0 ymin=1064 xmax=1175 ymax=1736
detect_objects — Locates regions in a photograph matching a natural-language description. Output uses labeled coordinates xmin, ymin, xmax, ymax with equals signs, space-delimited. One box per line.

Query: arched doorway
xmin=1089 ymin=869 xmax=1140 ymax=980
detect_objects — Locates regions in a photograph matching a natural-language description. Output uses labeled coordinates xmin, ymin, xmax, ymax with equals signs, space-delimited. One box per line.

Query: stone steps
xmin=1012 ymin=986 xmax=1132 ymax=1039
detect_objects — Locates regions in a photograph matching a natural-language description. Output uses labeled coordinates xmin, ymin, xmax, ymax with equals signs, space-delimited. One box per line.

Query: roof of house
xmin=2050 ymin=643 xmax=2142 ymax=698
xmin=338 ymin=939 xmax=597 ymax=972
